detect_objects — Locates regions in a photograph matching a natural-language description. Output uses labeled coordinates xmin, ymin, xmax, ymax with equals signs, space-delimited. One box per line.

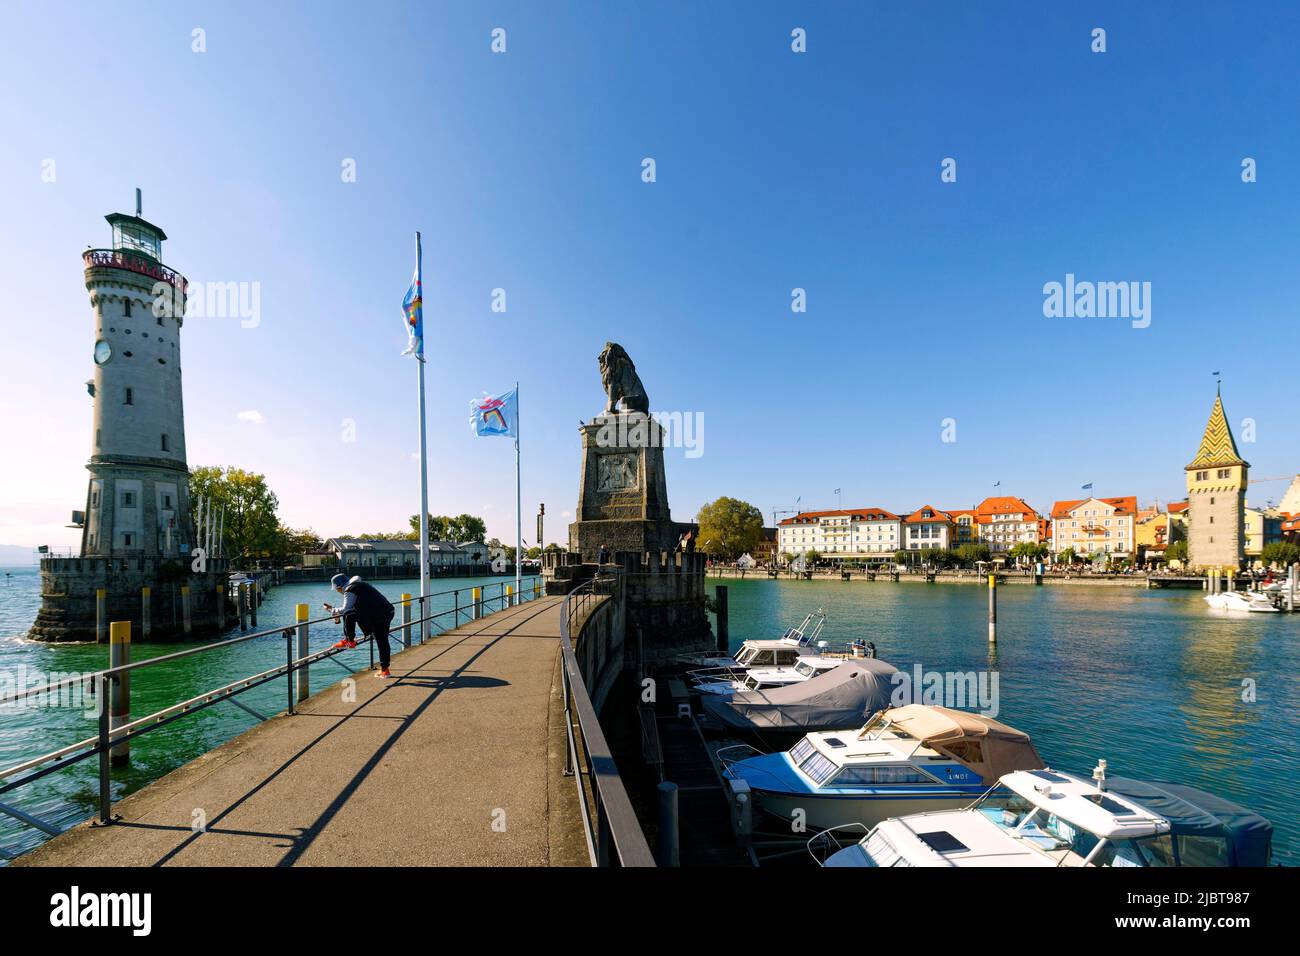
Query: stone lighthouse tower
xmin=30 ymin=194 xmax=227 ymax=642
xmin=82 ymin=192 xmax=193 ymax=560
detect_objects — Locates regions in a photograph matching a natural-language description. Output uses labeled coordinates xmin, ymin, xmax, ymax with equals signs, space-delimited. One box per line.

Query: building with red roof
xmin=776 ymin=507 xmax=902 ymax=558
xmin=1049 ymin=495 xmax=1138 ymax=559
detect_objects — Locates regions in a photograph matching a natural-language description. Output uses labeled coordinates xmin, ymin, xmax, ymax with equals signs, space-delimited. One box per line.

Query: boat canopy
xmin=870 ymin=704 xmax=1043 ymax=783
xmin=700 ymin=658 xmax=899 ymax=732
xmin=1103 ymin=776 xmax=1273 ymax=866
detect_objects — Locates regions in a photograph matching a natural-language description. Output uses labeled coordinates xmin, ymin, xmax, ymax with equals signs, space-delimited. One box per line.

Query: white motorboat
xmin=720 ymin=704 xmax=1042 ymax=832
xmin=693 ymin=655 xmax=843 ymax=696
xmin=817 ymin=762 xmax=1273 ymax=867
xmin=678 ymin=609 xmax=833 ymax=673
xmin=1204 ymin=590 xmax=1279 ymax=613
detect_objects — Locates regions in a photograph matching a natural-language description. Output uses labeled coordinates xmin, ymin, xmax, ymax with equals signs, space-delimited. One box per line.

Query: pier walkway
xmin=16 ymin=596 xmax=589 ymax=867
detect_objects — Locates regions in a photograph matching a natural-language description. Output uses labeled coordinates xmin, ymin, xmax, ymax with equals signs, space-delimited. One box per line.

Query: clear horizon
xmin=2 ymin=1 xmax=1298 ymax=552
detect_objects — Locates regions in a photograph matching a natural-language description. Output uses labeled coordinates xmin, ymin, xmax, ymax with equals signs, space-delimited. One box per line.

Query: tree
xmin=1260 ymin=541 xmax=1300 ymax=567
xmin=275 ymin=526 xmax=324 ymax=563
xmin=1008 ymin=541 xmax=1048 ymax=563
xmin=696 ymin=497 xmax=764 ymax=561
xmin=1164 ymin=540 xmax=1189 ymax=564
xmin=1057 ymin=547 xmax=1078 ymax=565
xmin=409 ymin=513 xmax=488 ymax=543
xmin=954 ymin=543 xmax=991 ymax=566
xmin=189 ymin=466 xmax=282 ymax=564
xmin=805 ymin=549 xmax=822 ymax=566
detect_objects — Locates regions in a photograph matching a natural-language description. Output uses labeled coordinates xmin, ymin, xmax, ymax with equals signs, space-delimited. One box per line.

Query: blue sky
xmin=2 ymin=1 xmax=1298 ymax=550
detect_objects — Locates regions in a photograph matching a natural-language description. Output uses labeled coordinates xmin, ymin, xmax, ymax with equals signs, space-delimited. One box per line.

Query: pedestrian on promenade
xmin=324 ymin=573 xmax=396 ymax=679
xmin=598 ymin=543 xmax=610 ymax=565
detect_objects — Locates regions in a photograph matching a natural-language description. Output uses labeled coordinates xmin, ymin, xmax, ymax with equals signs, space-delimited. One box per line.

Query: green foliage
xmin=1008 ymin=541 xmax=1048 ymax=562
xmin=696 ymin=496 xmax=764 ymax=561
xmin=1261 ymin=541 xmax=1300 ymax=567
xmin=954 ymin=543 xmax=992 ymax=565
xmin=1164 ymin=540 xmax=1189 ymax=563
xmin=409 ymin=513 xmax=488 ymax=543
xmin=1058 ymin=547 xmax=1079 ymax=565
xmin=189 ymin=466 xmax=282 ymax=564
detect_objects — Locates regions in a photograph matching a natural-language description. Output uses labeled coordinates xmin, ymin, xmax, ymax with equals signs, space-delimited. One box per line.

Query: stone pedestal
xmin=569 ymin=413 xmax=684 ymax=560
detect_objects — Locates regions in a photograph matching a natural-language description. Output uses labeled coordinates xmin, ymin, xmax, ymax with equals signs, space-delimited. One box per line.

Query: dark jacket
xmin=342 ymin=579 xmax=395 ymax=636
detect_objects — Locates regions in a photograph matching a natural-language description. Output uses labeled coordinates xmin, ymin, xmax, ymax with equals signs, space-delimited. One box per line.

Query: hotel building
xmin=973 ymin=496 xmax=1042 ymax=552
xmin=777 ymin=508 xmax=902 ymax=558
xmin=1049 ymin=496 xmax=1138 ymax=559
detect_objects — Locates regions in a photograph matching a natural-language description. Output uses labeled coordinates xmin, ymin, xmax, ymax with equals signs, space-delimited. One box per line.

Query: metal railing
xmin=0 ymin=575 xmax=543 ymax=855
xmin=558 ymin=574 xmax=655 ymax=867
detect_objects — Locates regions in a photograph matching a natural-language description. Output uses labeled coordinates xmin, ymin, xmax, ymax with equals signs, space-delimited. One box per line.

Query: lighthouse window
xmin=161 ymin=433 xmax=169 ymax=452
xmin=123 ymin=492 xmax=136 ymax=508
xmin=124 ymin=388 xmax=133 ymax=405
xmin=123 ymin=299 xmax=131 ymax=318
xmin=123 ymin=533 xmax=134 ymax=547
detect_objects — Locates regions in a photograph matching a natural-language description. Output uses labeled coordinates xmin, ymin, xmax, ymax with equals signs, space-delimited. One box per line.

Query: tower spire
xmin=135 ymin=187 xmax=142 ymax=217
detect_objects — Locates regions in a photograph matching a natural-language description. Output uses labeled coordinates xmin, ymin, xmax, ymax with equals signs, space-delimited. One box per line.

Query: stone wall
xmin=30 ymin=555 xmax=233 ymax=642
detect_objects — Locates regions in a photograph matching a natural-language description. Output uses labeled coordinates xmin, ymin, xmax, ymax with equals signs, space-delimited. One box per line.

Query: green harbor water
xmin=2 ymin=567 xmax=1297 ymax=863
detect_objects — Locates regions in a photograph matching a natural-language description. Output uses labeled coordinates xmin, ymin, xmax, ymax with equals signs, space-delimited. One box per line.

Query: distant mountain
xmin=0 ymin=544 xmax=40 ymax=566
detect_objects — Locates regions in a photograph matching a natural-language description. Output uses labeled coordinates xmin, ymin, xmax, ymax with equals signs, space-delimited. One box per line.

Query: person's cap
xmin=330 ymin=573 xmax=348 ymax=589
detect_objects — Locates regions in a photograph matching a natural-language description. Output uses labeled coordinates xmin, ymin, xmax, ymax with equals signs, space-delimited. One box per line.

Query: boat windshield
xmin=972 ymin=787 xmax=1107 ymax=861
xmin=794 ymin=660 xmax=819 ymax=677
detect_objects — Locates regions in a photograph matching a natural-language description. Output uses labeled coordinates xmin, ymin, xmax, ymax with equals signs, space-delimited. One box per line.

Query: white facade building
xmin=777 ymin=508 xmax=902 ymax=558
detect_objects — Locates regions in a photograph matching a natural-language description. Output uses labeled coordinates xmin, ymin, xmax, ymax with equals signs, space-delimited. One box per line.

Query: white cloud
xmin=236 ymin=410 xmax=266 ymax=425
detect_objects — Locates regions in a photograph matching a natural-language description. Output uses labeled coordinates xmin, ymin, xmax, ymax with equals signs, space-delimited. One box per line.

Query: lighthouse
xmin=30 ymin=194 xmax=227 ymax=642
xmin=83 ymin=191 xmax=193 ymax=560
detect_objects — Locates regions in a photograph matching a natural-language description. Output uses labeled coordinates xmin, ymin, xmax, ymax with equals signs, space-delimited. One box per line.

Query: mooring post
xmin=96 ymin=587 xmax=107 ymax=644
xmin=296 ymin=603 xmax=310 ymax=703
xmin=109 ymin=621 xmax=131 ymax=766
xmin=249 ymin=581 xmax=258 ymax=627
xmin=97 ymin=672 xmax=112 ymax=823
xmin=715 ymin=585 xmax=729 ymax=655
xmin=180 ymin=585 xmax=192 ymax=636
xmin=141 ymin=586 xmax=151 ymax=640
xmin=238 ymin=583 xmax=248 ymax=631
xmin=472 ymin=586 xmax=482 ymax=620
xmin=656 ymin=781 xmax=680 ymax=867
xmin=216 ymin=579 xmax=225 ymax=631
xmin=988 ymin=573 xmax=997 ymax=644
xmin=1287 ymin=563 xmax=1297 ymax=611
xmin=1226 ymin=567 xmax=1235 ymax=593
xmin=400 ymin=593 xmax=412 ymax=647
xmin=507 ymin=584 xmax=515 ymax=607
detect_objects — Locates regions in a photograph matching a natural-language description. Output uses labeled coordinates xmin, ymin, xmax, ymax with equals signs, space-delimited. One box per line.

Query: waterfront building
xmin=1243 ymin=506 xmax=1283 ymax=563
xmin=972 ymin=496 xmax=1042 ymax=552
xmin=31 ymin=195 xmax=228 ymax=641
xmin=947 ymin=509 xmax=977 ymax=547
xmin=1135 ymin=504 xmax=1185 ymax=564
xmin=777 ymin=508 xmax=902 ymax=558
xmin=903 ymin=505 xmax=954 ymax=552
xmin=1049 ymin=496 xmax=1138 ymax=560
xmin=323 ymin=537 xmax=474 ymax=570
xmin=1185 ymin=389 xmax=1249 ymax=569
xmin=1278 ymin=475 xmax=1300 ymax=515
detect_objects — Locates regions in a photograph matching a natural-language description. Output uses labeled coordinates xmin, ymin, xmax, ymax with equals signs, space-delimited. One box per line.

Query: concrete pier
xmin=16 ymin=597 xmax=588 ymax=867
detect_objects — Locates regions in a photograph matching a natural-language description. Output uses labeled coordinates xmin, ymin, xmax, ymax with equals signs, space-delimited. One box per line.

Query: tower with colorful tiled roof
xmin=1185 ymin=387 xmax=1248 ymax=569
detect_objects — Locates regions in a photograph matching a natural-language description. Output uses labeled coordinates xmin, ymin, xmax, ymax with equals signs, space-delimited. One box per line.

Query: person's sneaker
xmin=345 ymin=639 xmax=358 ymax=649
xmin=377 ymin=668 xmax=392 ymax=679
xmin=332 ymin=638 xmax=350 ymax=649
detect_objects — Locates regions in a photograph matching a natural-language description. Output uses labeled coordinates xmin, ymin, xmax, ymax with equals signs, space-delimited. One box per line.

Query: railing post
xmin=472 ymin=587 xmax=482 ymax=620
xmin=400 ymin=593 xmax=412 ymax=647
xmin=285 ymin=628 xmax=295 ymax=715
xmin=453 ymin=590 xmax=459 ymax=626
xmin=216 ymin=579 xmax=225 ymax=631
xmin=109 ymin=621 xmax=130 ymax=766
xmin=141 ymin=585 xmax=151 ymax=641
xmin=656 ymin=781 xmax=679 ymax=866
xmin=296 ymin=603 xmax=310 ymax=703
xmin=98 ymin=672 xmax=112 ymax=823
xmin=181 ymin=585 xmax=192 ymax=636
xmin=96 ymin=587 xmax=106 ymax=644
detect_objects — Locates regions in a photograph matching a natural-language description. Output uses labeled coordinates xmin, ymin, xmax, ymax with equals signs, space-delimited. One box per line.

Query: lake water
xmin=707 ymin=575 xmax=1298 ymax=864
xmin=2 ymin=567 xmax=1296 ymax=864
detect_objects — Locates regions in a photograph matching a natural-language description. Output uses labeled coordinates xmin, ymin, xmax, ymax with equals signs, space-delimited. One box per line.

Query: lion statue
xmin=598 ymin=342 xmax=649 ymax=414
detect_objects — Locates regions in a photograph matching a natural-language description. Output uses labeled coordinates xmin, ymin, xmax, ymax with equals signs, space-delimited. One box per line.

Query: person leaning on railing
xmin=324 ymin=573 xmax=396 ymax=679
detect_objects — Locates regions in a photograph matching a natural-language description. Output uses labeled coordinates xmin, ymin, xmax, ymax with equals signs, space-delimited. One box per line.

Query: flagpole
xmin=514 ymin=380 xmax=522 ymax=601
xmin=416 ymin=231 xmax=430 ymax=641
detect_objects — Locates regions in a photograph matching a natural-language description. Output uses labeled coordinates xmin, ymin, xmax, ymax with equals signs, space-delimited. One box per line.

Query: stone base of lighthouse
xmin=29 ymin=556 xmax=233 ymax=643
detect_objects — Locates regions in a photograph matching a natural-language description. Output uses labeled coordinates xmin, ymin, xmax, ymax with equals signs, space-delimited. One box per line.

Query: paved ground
xmin=17 ymin=596 xmax=590 ymax=867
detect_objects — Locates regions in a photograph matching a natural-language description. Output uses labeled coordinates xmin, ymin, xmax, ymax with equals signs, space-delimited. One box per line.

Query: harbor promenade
xmin=15 ymin=596 xmax=590 ymax=867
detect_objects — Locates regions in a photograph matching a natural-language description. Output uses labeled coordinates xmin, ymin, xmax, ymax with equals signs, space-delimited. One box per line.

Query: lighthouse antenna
xmin=135 ymin=187 xmax=142 ymax=217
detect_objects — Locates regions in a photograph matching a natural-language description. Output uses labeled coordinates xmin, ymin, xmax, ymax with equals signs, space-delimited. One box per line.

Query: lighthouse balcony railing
xmin=83 ymin=248 xmax=188 ymax=292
